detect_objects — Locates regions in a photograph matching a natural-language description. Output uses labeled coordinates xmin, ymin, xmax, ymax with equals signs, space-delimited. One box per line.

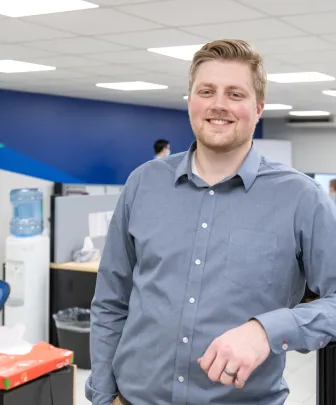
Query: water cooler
xmin=4 ymin=188 xmax=49 ymax=344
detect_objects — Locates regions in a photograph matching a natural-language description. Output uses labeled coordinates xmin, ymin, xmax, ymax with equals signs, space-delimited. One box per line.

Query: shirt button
xmin=178 ymin=376 xmax=184 ymax=383
xmin=209 ymin=190 xmax=214 ymax=195
xmin=182 ymin=337 xmax=189 ymax=343
xmin=202 ymin=223 xmax=208 ymax=228
xmin=189 ymin=297 xmax=195 ymax=304
xmin=195 ymin=259 xmax=201 ymax=265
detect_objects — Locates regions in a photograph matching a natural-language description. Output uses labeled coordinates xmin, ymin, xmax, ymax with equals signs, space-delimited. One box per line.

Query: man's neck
xmin=194 ymin=141 xmax=252 ymax=186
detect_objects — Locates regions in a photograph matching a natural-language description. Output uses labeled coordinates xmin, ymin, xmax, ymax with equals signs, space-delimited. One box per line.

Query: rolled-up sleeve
xmin=255 ymin=184 xmax=336 ymax=354
xmin=85 ymin=171 xmax=139 ymax=405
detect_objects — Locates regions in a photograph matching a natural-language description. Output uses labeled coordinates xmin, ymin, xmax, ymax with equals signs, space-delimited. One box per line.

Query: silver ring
xmin=223 ymin=368 xmax=238 ymax=378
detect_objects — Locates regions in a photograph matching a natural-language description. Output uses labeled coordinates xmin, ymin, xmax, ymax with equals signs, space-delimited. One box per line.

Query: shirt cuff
xmin=85 ymin=374 xmax=117 ymax=405
xmin=253 ymin=308 xmax=303 ymax=355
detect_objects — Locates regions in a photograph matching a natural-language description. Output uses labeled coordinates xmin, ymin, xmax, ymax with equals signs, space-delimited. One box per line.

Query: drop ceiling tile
xmin=24 ymin=8 xmax=163 ymax=35
xmin=0 ymin=19 xmax=74 ymax=43
xmin=0 ymin=44 xmax=59 ymax=59
xmin=28 ymin=55 xmax=106 ymax=68
xmin=295 ymin=62 xmax=336 ymax=77
xmin=86 ymin=49 xmax=172 ymax=64
xmin=239 ymin=0 xmax=336 ymax=16
xmin=116 ymin=0 xmax=265 ymax=26
xmin=254 ymin=36 xmax=336 ymax=55
xmin=25 ymin=37 xmax=128 ymax=55
xmin=272 ymin=50 xmax=336 ymax=64
xmin=75 ymin=64 xmax=147 ymax=76
xmin=135 ymin=59 xmax=190 ymax=76
xmin=282 ymin=12 xmax=336 ymax=35
xmin=99 ymin=28 xmax=207 ymax=49
xmin=93 ymin=0 xmax=164 ymax=4
xmin=321 ymin=33 xmax=336 ymax=45
xmin=183 ymin=18 xmax=306 ymax=41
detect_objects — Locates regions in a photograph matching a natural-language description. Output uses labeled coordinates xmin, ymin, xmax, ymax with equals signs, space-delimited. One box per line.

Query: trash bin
xmin=53 ymin=308 xmax=91 ymax=369
xmin=317 ymin=342 xmax=336 ymax=405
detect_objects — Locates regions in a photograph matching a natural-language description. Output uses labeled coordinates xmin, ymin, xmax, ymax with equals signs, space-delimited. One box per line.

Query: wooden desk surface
xmin=50 ymin=260 xmax=99 ymax=273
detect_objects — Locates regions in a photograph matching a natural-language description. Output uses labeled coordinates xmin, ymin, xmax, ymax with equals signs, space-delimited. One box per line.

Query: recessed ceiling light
xmin=264 ymin=104 xmax=292 ymax=110
xmin=267 ymin=72 xmax=335 ymax=83
xmin=289 ymin=111 xmax=331 ymax=117
xmin=0 ymin=60 xmax=56 ymax=73
xmin=148 ymin=44 xmax=204 ymax=61
xmin=322 ymin=90 xmax=336 ymax=97
xmin=0 ymin=0 xmax=98 ymax=18
xmin=96 ymin=81 xmax=168 ymax=91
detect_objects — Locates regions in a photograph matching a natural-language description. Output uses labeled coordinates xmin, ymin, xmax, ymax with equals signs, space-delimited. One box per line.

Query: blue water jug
xmin=10 ymin=188 xmax=43 ymax=237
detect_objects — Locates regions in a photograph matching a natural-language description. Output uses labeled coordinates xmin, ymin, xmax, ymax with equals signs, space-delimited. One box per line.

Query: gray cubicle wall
xmin=54 ymin=193 xmax=120 ymax=263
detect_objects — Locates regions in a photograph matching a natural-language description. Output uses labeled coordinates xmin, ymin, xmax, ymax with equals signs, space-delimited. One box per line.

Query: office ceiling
xmin=1 ymin=0 xmax=336 ymax=117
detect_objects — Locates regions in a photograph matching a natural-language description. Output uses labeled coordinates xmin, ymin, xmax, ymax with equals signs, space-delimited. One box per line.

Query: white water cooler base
xmin=4 ymin=234 xmax=49 ymax=344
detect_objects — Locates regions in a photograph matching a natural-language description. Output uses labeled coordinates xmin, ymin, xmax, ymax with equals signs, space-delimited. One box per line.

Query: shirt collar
xmin=175 ymin=142 xmax=196 ymax=183
xmin=175 ymin=141 xmax=261 ymax=191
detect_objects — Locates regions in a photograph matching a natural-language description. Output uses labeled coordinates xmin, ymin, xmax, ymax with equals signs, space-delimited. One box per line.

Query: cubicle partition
xmin=49 ymin=192 xmax=121 ymax=347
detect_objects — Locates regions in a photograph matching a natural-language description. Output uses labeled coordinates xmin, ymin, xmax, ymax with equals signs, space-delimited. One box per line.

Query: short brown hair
xmin=330 ymin=179 xmax=336 ymax=192
xmin=189 ymin=39 xmax=267 ymax=103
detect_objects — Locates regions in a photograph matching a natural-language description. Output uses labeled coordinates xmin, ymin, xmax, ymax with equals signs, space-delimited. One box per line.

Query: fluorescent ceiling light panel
xmin=96 ymin=81 xmax=168 ymax=91
xmin=322 ymin=90 xmax=336 ymax=97
xmin=148 ymin=44 xmax=204 ymax=61
xmin=0 ymin=0 xmax=98 ymax=18
xmin=264 ymin=104 xmax=292 ymax=110
xmin=289 ymin=110 xmax=330 ymax=117
xmin=267 ymin=72 xmax=335 ymax=83
xmin=183 ymin=95 xmax=188 ymax=100
xmin=0 ymin=60 xmax=56 ymax=73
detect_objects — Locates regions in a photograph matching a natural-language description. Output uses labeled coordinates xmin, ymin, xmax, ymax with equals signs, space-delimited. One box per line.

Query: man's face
xmin=164 ymin=144 xmax=171 ymax=156
xmin=188 ymin=60 xmax=264 ymax=153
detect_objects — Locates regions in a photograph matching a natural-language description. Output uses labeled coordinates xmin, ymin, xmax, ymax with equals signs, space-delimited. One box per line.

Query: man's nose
xmin=211 ymin=93 xmax=229 ymax=110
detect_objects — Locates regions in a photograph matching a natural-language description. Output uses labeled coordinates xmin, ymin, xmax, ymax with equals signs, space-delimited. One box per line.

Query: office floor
xmin=76 ymin=350 xmax=317 ymax=405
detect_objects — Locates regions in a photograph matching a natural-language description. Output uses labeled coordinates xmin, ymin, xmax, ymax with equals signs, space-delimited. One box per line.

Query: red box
xmin=0 ymin=342 xmax=74 ymax=390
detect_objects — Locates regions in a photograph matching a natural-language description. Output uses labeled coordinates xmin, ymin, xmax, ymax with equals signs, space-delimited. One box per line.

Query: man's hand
xmin=198 ymin=320 xmax=271 ymax=389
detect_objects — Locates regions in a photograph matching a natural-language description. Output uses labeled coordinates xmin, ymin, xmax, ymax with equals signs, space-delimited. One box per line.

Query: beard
xmin=191 ymin=120 xmax=253 ymax=153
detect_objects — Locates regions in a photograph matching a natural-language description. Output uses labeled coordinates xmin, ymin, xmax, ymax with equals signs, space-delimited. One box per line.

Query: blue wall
xmin=0 ymin=89 xmax=262 ymax=184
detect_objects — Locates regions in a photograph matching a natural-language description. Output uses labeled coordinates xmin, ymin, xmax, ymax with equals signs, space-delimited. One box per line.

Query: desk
xmin=49 ymin=261 xmax=99 ymax=347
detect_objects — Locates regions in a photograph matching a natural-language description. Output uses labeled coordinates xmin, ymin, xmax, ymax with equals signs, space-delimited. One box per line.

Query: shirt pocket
xmin=224 ymin=228 xmax=277 ymax=289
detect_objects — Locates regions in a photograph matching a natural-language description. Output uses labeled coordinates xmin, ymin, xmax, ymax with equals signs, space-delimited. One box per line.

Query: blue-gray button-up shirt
xmin=86 ymin=142 xmax=336 ymax=405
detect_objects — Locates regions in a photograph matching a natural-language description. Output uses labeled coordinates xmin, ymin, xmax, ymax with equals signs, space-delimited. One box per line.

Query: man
xmin=86 ymin=39 xmax=336 ymax=405
xmin=153 ymin=138 xmax=170 ymax=158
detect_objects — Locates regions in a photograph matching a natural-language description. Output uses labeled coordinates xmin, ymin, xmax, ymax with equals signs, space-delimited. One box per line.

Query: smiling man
xmin=86 ymin=39 xmax=336 ymax=405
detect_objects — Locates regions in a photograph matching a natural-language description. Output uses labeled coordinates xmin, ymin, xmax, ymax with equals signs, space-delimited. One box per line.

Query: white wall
xmin=263 ymin=119 xmax=336 ymax=174
xmin=0 ymin=170 xmax=53 ymax=269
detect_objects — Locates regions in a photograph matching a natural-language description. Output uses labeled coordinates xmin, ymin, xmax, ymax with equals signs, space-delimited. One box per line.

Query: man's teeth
xmin=209 ymin=119 xmax=231 ymax=125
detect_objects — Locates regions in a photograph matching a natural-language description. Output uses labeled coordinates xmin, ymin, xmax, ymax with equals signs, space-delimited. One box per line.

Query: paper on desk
xmin=88 ymin=210 xmax=114 ymax=238
xmin=0 ymin=324 xmax=32 ymax=355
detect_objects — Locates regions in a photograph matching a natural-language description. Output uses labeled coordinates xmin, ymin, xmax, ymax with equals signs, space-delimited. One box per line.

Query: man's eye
xmin=200 ymin=89 xmax=212 ymax=95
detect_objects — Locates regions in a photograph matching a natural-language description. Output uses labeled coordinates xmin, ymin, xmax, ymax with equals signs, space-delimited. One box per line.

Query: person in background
xmin=329 ymin=178 xmax=336 ymax=194
xmin=86 ymin=39 xmax=336 ymax=405
xmin=329 ymin=178 xmax=336 ymax=204
xmin=153 ymin=138 xmax=170 ymax=158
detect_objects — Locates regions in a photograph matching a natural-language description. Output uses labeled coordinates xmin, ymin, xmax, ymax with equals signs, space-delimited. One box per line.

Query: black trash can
xmin=53 ymin=308 xmax=91 ymax=369
xmin=317 ymin=342 xmax=336 ymax=405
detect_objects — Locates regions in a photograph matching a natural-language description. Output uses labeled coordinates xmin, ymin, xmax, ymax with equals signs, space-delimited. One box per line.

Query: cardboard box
xmin=0 ymin=342 xmax=73 ymax=390
xmin=0 ymin=365 xmax=75 ymax=405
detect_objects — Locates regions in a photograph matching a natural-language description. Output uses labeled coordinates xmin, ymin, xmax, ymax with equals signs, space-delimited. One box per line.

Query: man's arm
xmin=255 ymin=183 xmax=336 ymax=354
xmin=198 ymin=182 xmax=336 ymax=387
xmin=85 ymin=177 xmax=138 ymax=405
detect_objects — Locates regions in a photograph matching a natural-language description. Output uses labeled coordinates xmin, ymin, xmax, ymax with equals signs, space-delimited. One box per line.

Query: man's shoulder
xmin=125 ymin=151 xmax=188 ymax=189
xmin=131 ymin=151 xmax=187 ymax=177
xmin=259 ymin=155 xmax=320 ymax=191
